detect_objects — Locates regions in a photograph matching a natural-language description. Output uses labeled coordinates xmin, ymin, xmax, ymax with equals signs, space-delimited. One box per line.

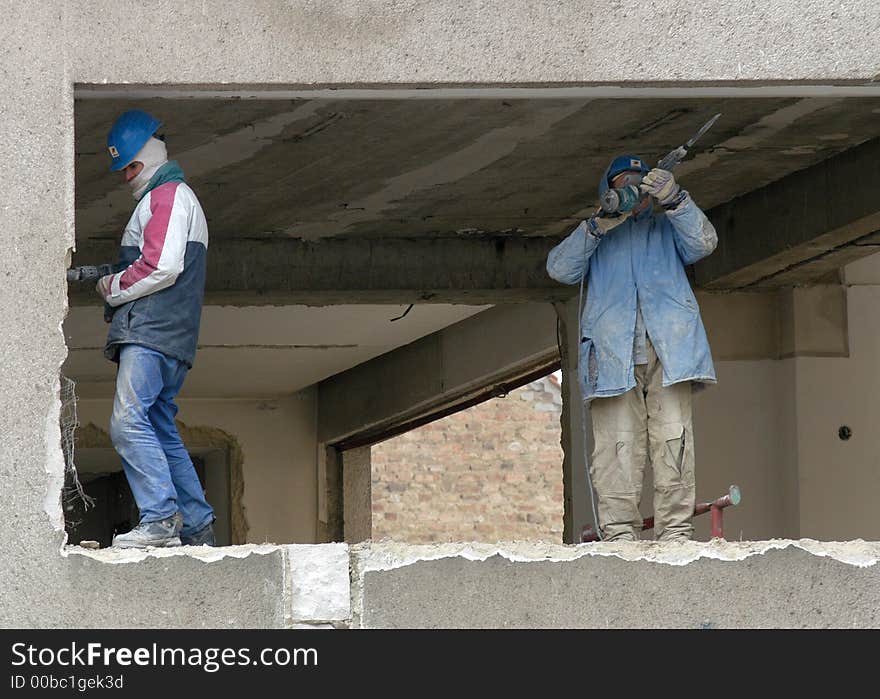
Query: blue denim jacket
xmin=546 ymin=194 xmax=718 ymax=401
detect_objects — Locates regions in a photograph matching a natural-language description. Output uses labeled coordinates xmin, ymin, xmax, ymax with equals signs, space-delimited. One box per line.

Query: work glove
xmin=586 ymin=209 xmax=632 ymax=239
xmin=95 ymin=274 xmax=112 ymax=300
xmin=639 ymin=168 xmax=680 ymax=206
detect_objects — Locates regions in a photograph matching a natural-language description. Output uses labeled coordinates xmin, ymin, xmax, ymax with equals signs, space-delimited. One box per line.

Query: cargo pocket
xmin=657 ymin=423 xmax=694 ymax=488
xmin=666 ymin=428 xmax=685 ymax=475
xmin=579 ymin=336 xmax=598 ymax=392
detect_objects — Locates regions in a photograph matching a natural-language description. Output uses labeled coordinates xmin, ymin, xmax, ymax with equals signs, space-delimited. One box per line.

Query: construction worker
xmin=546 ymin=156 xmax=717 ymax=542
xmin=98 ymin=109 xmax=215 ymax=548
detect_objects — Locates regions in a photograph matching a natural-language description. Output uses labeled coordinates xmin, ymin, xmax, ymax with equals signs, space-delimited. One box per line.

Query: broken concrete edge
xmin=50 ymin=538 xmax=880 ymax=630
xmin=61 ymin=542 xmax=354 ymax=628
xmin=350 ymin=538 xmax=880 ymax=573
xmin=61 ymin=538 xmax=880 ymax=569
xmin=345 ymin=539 xmax=880 ymax=626
xmin=61 ymin=543 xmax=282 ymax=565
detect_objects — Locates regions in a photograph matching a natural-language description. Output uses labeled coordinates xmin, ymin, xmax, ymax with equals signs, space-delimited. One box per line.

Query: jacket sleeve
xmin=103 ymin=183 xmax=189 ymax=307
xmin=665 ymin=191 xmax=718 ymax=265
xmin=546 ymin=219 xmax=602 ymax=285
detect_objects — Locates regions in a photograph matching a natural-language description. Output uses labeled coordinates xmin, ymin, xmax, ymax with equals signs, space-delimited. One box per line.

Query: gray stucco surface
xmin=0 ymin=535 xmax=285 ymax=628
xmin=0 ymin=3 xmax=75 ymax=628
xmin=61 ymin=548 xmax=284 ymax=628
xmin=68 ymin=1 xmax=880 ymax=84
xmin=2 ymin=1 xmax=880 ymax=628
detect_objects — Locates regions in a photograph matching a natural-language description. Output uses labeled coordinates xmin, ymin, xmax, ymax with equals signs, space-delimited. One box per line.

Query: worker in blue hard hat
xmin=99 ymin=109 xmax=215 ymax=549
xmin=546 ymin=155 xmax=717 ymax=542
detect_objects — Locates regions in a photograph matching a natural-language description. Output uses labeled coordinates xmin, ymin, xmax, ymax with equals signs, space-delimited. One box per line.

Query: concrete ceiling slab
xmin=75 ymin=96 xmax=880 ymax=242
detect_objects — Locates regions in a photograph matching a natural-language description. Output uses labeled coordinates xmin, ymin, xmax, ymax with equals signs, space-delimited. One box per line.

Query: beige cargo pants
xmin=588 ymin=339 xmax=696 ymax=541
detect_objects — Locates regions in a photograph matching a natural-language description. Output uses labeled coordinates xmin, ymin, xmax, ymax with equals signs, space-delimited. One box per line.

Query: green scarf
xmin=138 ymin=160 xmax=187 ymax=200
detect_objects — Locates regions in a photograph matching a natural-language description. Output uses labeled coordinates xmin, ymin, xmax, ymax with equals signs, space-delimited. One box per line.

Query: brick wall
xmin=371 ymin=374 xmax=564 ymax=543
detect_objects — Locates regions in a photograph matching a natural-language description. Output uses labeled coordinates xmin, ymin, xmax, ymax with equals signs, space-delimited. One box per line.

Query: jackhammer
xmin=67 ymin=264 xmax=116 ymax=322
xmin=66 ymin=264 xmax=114 ymax=282
xmin=581 ymin=484 xmax=742 ymax=542
xmin=599 ymin=112 xmax=721 ymax=215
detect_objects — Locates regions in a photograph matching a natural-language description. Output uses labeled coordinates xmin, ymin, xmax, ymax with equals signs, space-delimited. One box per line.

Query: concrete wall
xmin=691 ymin=360 xmax=796 ymax=540
xmin=75 ymin=391 xmax=319 ymax=544
xmin=65 ymin=1 xmax=880 ymax=84
xmin=795 ymin=254 xmax=880 ymax=539
xmin=700 ymin=254 xmax=880 ymax=541
xmin=692 ymin=289 xmax=800 ymax=539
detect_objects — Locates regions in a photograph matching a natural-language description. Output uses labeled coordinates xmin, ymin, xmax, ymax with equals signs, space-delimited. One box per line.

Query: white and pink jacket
xmin=103 ymin=178 xmax=208 ymax=367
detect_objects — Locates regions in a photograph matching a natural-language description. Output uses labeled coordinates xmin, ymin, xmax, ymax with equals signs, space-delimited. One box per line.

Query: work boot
xmin=112 ymin=512 xmax=182 ymax=549
xmin=181 ymin=520 xmax=215 ymax=547
xmin=603 ymin=532 xmax=638 ymax=542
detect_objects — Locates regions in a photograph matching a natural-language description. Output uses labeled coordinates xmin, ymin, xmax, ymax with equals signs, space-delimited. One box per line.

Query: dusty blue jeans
xmin=110 ymin=344 xmax=214 ymax=536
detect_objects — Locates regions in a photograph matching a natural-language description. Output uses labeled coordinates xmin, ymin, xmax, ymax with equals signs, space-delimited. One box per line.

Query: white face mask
xmin=127 ymin=137 xmax=168 ymax=199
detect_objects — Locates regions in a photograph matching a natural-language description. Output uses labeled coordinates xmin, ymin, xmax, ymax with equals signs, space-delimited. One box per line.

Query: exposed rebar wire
xmin=60 ymin=375 xmax=94 ymax=510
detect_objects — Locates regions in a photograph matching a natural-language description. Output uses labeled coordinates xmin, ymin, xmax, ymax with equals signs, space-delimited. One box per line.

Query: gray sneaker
xmin=112 ymin=512 xmax=182 ymax=549
xmin=181 ymin=520 xmax=215 ymax=546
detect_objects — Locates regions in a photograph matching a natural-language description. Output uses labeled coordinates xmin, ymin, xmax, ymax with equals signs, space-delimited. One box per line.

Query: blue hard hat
xmin=598 ymin=154 xmax=651 ymax=199
xmin=106 ymin=110 xmax=162 ymax=172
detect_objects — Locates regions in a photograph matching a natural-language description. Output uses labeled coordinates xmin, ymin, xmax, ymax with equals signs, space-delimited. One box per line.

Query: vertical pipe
xmin=710 ymin=505 xmax=723 ymax=539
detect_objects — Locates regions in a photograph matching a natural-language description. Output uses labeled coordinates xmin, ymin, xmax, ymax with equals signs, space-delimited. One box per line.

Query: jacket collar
xmin=633 ymin=203 xmax=654 ymax=222
xmin=136 ymin=160 xmax=186 ymax=201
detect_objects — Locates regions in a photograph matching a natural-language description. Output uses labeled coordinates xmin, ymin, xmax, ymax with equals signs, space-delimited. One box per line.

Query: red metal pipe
xmin=710 ymin=505 xmax=723 ymax=539
xmin=581 ymin=485 xmax=741 ymax=542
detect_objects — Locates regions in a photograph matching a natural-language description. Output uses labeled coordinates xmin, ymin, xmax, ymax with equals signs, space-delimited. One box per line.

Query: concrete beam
xmin=696 ymin=138 xmax=880 ymax=289
xmin=317 ymin=303 xmax=560 ymax=446
xmin=69 ymin=235 xmax=570 ymax=306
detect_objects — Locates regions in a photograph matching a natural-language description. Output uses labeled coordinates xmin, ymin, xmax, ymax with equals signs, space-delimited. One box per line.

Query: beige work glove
xmin=639 ymin=168 xmax=680 ymax=206
xmin=586 ymin=209 xmax=632 ymax=238
xmin=95 ymin=275 xmax=112 ymax=300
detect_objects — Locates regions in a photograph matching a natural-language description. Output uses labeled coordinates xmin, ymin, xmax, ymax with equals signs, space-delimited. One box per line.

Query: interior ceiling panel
xmin=62 ymin=304 xmax=491 ymax=399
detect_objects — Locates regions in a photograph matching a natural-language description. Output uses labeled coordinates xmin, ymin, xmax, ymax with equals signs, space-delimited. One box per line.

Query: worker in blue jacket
xmin=546 ymin=155 xmax=717 ymax=541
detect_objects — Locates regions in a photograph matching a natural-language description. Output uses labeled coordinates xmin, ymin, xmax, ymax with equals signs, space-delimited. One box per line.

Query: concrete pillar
xmin=343 ymin=446 xmax=372 ymax=543
xmin=555 ymin=298 xmax=593 ymax=543
xmin=316 ymin=446 xmax=344 ymax=543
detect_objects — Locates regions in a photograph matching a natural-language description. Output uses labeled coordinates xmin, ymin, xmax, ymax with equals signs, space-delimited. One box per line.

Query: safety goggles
xmin=610 ymin=171 xmax=645 ymax=189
